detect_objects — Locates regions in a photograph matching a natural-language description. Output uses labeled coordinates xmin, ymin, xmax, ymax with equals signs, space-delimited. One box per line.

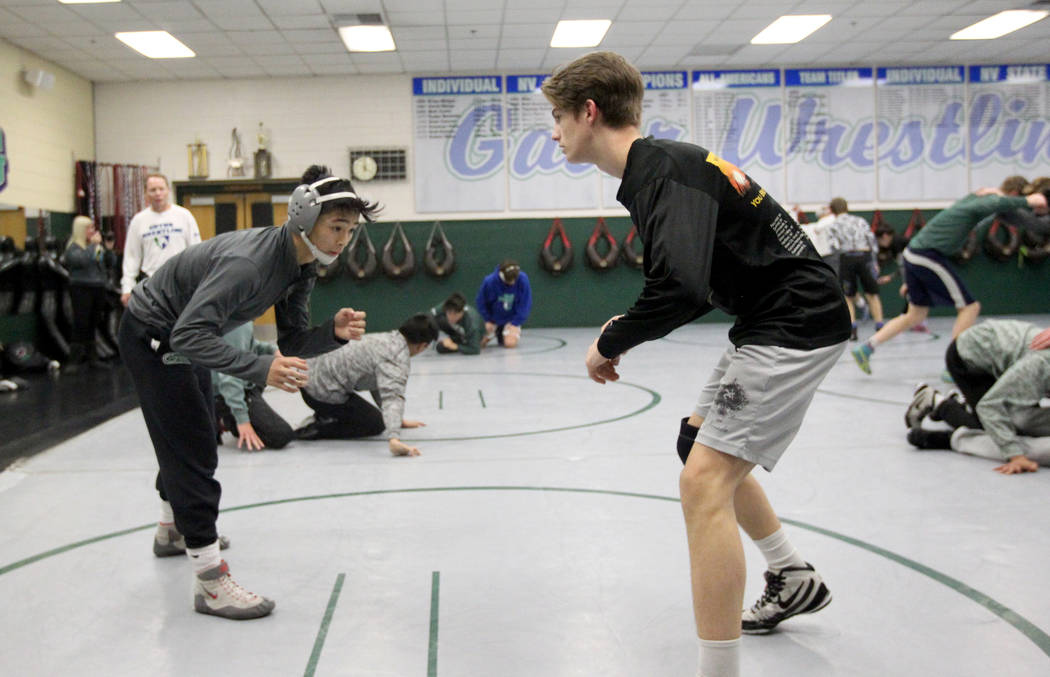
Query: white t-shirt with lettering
xmin=121 ymin=204 xmax=201 ymax=294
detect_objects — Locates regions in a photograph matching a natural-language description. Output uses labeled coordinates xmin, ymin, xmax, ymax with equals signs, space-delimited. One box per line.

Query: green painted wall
xmin=309 ymin=209 xmax=1050 ymax=333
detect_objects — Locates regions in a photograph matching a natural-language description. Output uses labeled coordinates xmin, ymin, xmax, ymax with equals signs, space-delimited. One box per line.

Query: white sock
xmin=696 ymin=638 xmax=740 ymax=677
xmin=754 ymin=527 xmax=806 ymax=571
xmin=186 ymin=540 xmax=222 ymax=575
xmin=159 ymin=500 xmax=174 ymax=525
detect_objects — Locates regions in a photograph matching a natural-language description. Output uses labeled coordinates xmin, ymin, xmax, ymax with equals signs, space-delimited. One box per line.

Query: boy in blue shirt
xmin=475 ymin=259 xmax=531 ymax=348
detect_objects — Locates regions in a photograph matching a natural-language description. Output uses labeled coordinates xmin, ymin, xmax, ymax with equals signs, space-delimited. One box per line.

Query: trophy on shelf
xmin=187 ymin=137 xmax=209 ymax=179
xmin=254 ymin=122 xmax=272 ymax=179
xmin=227 ymin=127 xmax=246 ymax=178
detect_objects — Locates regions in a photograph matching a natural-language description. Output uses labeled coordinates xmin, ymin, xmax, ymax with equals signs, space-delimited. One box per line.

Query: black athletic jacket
xmin=597 ymin=137 xmax=850 ymax=359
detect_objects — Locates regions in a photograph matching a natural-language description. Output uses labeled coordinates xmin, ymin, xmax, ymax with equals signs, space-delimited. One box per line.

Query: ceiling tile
xmin=255 ymin=0 xmax=323 ymax=15
xmin=396 ymin=38 xmax=450 ymax=52
xmin=178 ymin=32 xmax=236 ymax=48
xmin=386 ymin=10 xmax=446 ymax=27
xmin=254 ymin=55 xmax=306 ymax=67
xmin=6 ymin=4 xmax=82 ymax=23
xmin=400 ymin=50 xmax=451 ymax=72
xmin=505 ymin=8 xmax=563 ymax=23
xmin=308 ymin=62 xmax=360 ymax=75
xmin=449 ymin=50 xmax=498 ymax=70
xmin=281 ymin=29 xmax=340 ymax=44
xmin=186 ymin=44 xmax=246 ymax=58
xmin=447 ymin=10 xmax=504 ymax=25
xmin=300 ymin=53 xmax=353 ymax=65
xmin=673 ymin=4 xmax=735 ymax=20
xmin=45 ymin=20 xmax=108 ymax=38
xmin=293 ymin=41 xmax=351 ymax=55
xmin=616 ymin=4 xmax=676 ymax=21
xmin=391 ymin=26 xmax=447 ymax=41
xmin=448 ymin=24 xmax=500 ymax=40
xmin=637 ymin=44 xmax=693 ymax=67
xmin=495 ymin=48 xmax=548 ymax=70
xmin=158 ymin=20 xmax=219 ymax=34
xmin=0 ymin=21 xmax=48 ymax=38
xmin=226 ymin=30 xmax=284 ymax=45
xmin=238 ymin=41 xmax=298 ymax=56
xmin=319 ymin=0 xmax=385 ymax=13
xmin=194 ymin=0 xmax=265 ymax=18
xmin=209 ymin=15 xmax=275 ymax=31
xmin=270 ymin=14 xmax=332 ymax=30
xmin=125 ymin=1 xmax=203 ymax=22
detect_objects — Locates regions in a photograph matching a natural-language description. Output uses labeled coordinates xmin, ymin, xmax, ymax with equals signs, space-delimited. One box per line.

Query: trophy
xmin=254 ymin=122 xmax=272 ymax=179
xmin=227 ymin=128 xmax=245 ymax=177
xmin=187 ymin=138 xmax=208 ymax=179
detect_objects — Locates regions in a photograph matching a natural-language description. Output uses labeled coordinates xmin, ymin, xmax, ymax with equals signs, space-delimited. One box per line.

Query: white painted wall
xmin=0 ymin=40 xmax=94 ymax=213
xmin=95 ymin=74 xmax=581 ymax=222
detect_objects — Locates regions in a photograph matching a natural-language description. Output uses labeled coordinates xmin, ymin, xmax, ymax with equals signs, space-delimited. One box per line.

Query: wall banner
xmin=412 ymin=76 xmax=505 ymax=213
xmin=783 ymin=68 xmax=875 ymax=204
xmin=876 ymin=66 xmax=967 ymax=201
xmin=967 ymin=64 xmax=1050 ymax=190
xmin=506 ymin=74 xmax=598 ymax=211
xmin=692 ymin=69 xmax=783 ymax=201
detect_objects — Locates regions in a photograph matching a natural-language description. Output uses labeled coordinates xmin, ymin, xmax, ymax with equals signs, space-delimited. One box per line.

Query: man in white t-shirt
xmin=120 ymin=173 xmax=201 ymax=305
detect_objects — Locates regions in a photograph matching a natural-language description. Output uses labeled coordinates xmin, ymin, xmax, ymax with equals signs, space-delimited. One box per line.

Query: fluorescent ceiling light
xmin=950 ymin=10 xmax=1047 ymax=40
xmin=550 ymin=19 xmax=611 ymax=48
xmin=751 ymin=15 xmax=832 ymax=44
xmin=115 ymin=31 xmax=195 ymax=58
xmin=338 ymin=25 xmax=396 ymax=52
xmin=59 ymin=0 xmax=121 ymax=4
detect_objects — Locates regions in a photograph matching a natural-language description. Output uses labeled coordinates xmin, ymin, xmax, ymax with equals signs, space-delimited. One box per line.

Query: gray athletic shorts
xmin=694 ymin=342 xmax=846 ymax=471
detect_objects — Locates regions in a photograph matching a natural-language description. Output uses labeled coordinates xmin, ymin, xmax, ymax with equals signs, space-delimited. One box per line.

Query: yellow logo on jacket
xmin=705 ymin=151 xmax=750 ymax=197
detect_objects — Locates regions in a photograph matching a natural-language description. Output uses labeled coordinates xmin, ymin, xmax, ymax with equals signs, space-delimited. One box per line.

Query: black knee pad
xmin=677 ymin=417 xmax=699 ymax=465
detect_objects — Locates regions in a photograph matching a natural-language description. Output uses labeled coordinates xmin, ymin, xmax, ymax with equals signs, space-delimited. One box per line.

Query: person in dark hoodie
xmin=542 ymin=51 xmax=850 ymax=677
xmin=475 ymin=259 xmax=531 ymax=348
xmin=118 ymin=164 xmax=377 ymax=620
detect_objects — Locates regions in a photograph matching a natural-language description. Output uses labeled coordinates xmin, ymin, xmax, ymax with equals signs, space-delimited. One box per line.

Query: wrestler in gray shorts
xmin=694 ymin=342 xmax=846 ymax=471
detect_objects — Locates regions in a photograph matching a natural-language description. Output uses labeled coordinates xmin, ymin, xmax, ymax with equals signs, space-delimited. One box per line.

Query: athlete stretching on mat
xmin=543 ymin=52 xmax=850 ymax=677
xmin=118 ymin=164 xmax=377 ymax=620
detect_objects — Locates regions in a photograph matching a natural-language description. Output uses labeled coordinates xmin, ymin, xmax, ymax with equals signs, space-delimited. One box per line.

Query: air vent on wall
xmin=349 ymin=148 xmax=407 ymax=182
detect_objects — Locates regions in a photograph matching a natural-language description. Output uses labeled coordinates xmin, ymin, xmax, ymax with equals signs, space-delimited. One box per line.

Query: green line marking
xmin=3 ymin=486 xmax=1047 ymax=662
xmin=304 ymin=573 xmax=345 ymax=677
xmin=395 ymin=372 xmax=660 ymax=442
xmin=477 ymin=389 xmax=486 ymax=408
xmin=428 ymin=571 xmax=440 ymax=677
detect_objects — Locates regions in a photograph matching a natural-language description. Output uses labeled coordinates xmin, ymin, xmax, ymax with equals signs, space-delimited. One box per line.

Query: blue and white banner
xmin=967 ymin=64 xmax=1050 ymax=190
xmin=693 ymin=70 xmax=783 ymax=201
xmin=412 ymin=66 xmax=1050 ymax=213
xmin=784 ymin=68 xmax=875 ymax=204
xmin=876 ymin=66 xmax=967 ymax=201
xmin=602 ymin=70 xmax=691 ymax=208
xmin=413 ymin=76 xmax=505 ymax=213
xmin=505 ymin=74 xmax=597 ymax=211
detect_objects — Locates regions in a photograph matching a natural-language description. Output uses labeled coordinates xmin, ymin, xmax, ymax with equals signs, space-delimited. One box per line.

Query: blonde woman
xmin=61 ymin=215 xmax=115 ymax=368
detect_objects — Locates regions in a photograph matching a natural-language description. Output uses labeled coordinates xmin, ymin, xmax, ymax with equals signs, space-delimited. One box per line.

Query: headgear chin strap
xmin=299 ymin=231 xmax=338 ymax=266
xmin=287 ymin=175 xmax=358 ymax=265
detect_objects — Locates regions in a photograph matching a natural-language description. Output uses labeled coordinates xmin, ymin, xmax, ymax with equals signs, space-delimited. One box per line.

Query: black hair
xmin=399 ymin=313 xmax=440 ymax=345
xmin=442 ymin=292 xmax=466 ymax=313
xmin=300 ymin=164 xmax=382 ymax=222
